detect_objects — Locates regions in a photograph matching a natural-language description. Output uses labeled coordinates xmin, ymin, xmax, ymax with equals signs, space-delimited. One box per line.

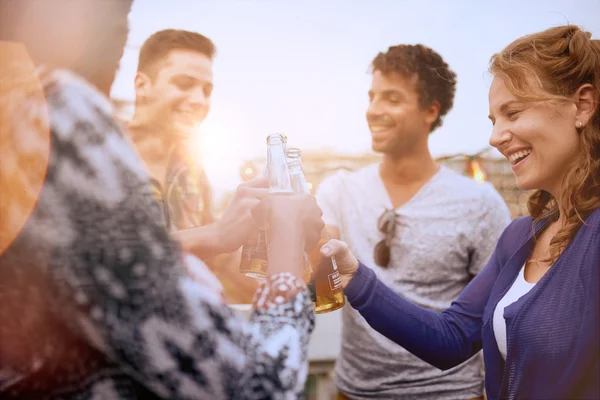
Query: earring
xmin=577 ymin=121 xmax=584 ymax=129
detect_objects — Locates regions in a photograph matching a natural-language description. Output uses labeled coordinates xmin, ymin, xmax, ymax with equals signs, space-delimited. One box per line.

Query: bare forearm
xmin=267 ymin=219 xmax=305 ymax=280
xmin=173 ymin=224 xmax=222 ymax=259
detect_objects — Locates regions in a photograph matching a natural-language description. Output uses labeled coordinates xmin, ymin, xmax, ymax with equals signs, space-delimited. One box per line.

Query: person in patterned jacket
xmin=0 ymin=0 xmax=323 ymax=398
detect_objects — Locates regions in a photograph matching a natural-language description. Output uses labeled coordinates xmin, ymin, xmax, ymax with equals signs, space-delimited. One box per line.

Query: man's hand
xmin=174 ymin=177 xmax=268 ymax=258
xmin=213 ymin=176 xmax=270 ymax=253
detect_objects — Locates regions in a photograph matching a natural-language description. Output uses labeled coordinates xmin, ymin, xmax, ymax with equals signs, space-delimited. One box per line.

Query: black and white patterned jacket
xmin=0 ymin=68 xmax=315 ymax=399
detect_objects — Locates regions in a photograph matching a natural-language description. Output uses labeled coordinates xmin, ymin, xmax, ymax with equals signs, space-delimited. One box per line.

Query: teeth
xmin=508 ymin=149 xmax=531 ymax=162
xmin=370 ymin=126 xmax=393 ymax=133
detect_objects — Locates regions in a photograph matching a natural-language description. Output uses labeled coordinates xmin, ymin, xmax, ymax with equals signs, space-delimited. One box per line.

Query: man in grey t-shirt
xmin=316 ymin=44 xmax=510 ymax=399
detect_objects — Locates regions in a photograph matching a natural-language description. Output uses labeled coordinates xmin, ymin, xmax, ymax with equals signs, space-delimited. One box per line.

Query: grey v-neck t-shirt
xmin=316 ymin=164 xmax=511 ymax=399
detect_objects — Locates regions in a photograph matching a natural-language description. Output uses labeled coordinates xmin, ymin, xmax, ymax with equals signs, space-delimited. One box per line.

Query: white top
xmin=316 ymin=164 xmax=511 ymax=398
xmin=492 ymin=264 xmax=536 ymax=359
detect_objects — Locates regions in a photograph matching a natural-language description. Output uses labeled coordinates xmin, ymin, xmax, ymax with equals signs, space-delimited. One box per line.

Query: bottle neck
xmin=286 ymin=147 xmax=302 ymax=174
xmin=288 ymin=162 xmax=310 ymax=194
xmin=287 ymin=160 xmax=302 ymax=174
xmin=267 ymin=140 xmax=293 ymax=193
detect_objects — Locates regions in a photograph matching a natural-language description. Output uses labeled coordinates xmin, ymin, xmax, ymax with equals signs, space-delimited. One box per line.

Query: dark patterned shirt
xmin=150 ymin=149 xmax=214 ymax=232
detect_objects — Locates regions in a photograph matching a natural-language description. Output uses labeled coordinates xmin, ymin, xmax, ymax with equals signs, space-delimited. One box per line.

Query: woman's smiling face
xmin=488 ymin=76 xmax=581 ymax=195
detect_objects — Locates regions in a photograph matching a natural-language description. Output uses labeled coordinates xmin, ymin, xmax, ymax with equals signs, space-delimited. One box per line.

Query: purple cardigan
xmin=346 ymin=208 xmax=600 ymax=400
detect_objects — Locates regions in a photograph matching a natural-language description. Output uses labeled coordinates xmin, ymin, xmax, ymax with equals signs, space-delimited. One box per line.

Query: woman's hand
xmin=320 ymin=239 xmax=359 ymax=288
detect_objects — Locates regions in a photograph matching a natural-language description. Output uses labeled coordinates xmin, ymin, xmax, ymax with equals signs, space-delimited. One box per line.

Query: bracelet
xmin=252 ymin=272 xmax=305 ymax=310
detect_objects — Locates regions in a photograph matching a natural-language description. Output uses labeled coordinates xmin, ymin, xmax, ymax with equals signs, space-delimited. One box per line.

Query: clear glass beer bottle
xmin=239 ymin=134 xmax=290 ymax=279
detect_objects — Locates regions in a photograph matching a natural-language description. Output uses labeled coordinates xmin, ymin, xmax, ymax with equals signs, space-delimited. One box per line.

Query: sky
xmin=111 ymin=0 xmax=600 ymax=194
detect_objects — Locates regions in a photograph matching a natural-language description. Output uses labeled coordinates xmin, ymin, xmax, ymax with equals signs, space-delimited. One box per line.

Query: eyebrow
xmin=170 ymin=73 xmax=212 ymax=84
xmin=369 ymin=89 xmax=404 ymax=98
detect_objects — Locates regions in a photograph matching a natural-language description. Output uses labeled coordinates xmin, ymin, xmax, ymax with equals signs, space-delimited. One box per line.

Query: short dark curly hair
xmin=371 ymin=44 xmax=457 ymax=132
xmin=138 ymin=29 xmax=216 ymax=79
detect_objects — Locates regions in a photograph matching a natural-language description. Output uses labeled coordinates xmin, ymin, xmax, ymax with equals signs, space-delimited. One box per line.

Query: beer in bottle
xmin=286 ymin=148 xmax=345 ymax=314
xmin=286 ymin=148 xmax=314 ymax=287
xmin=239 ymin=134 xmax=290 ymax=279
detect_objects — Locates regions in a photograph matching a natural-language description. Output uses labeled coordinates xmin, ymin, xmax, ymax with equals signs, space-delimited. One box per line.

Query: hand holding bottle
xmin=250 ymin=194 xmax=322 ymax=279
xmin=213 ymin=176 xmax=269 ymax=253
xmin=253 ymin=194 xmax=325 ymax=253
xmin=320 ymin=239 xmax=359 ymax=289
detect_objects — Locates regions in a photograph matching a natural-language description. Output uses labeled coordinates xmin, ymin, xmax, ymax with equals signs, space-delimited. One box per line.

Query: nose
xmin=188 ymin=87 xmax=210 ymax=107
xmin=366 ymin=98 xmax=383 ymax=120
xmin=489 ymin=122 xmax=511 ymax=150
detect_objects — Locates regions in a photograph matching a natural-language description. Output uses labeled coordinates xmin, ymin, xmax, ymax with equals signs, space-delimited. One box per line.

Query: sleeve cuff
xmin=250 ymin=273 xmax=316 ymax=335
xmin=345 ymin=262 xmax=377 ymax=307
xmin=252 ymin=272 xmax=305 ymax=310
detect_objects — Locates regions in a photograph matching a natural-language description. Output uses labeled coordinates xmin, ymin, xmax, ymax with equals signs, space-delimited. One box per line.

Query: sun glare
xmin=192 ymin=110 xmax=252 ymax=190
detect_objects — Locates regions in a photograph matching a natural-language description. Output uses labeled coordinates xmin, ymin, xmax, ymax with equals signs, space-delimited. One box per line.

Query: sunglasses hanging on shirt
xmin=374 ymin=209 xmax=398 ymax=268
